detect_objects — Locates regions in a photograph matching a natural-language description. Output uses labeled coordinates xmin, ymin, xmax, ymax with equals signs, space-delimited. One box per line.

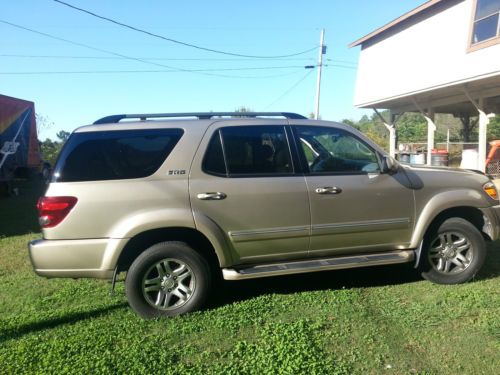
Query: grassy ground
xmin=0 ymin=180 xmax=499 ymax=374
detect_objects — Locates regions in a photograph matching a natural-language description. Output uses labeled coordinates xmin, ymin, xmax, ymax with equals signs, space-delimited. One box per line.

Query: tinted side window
xmin=53 ymin=129 xmax=183 ymax=182
xmin=296 ymin=126 xmax=379 ymax=173
xmin=219 ymin=126 xmax=293 ymax=175
xmin=202 ymin=131 xmax=227 ymax=176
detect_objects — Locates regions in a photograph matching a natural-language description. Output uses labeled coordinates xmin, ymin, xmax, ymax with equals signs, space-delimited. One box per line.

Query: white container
xmin=412 ymin=153 xmax=426 ymax=165
xmin=460 ymin=149 xmax=478 ymax=169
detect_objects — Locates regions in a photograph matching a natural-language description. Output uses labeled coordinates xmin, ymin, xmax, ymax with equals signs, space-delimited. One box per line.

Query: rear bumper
xmin=480 ymin=204 xmax=500 ymax=241
xmin=28 ymin=238 xmax=127 ymax=279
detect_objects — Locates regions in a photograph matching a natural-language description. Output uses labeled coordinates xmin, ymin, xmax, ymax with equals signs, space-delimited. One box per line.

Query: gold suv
xmin=29 ymin=112 xmax=500 ymax=318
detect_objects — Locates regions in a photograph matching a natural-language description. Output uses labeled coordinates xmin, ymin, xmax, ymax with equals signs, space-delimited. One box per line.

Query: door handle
xmin=315 ymin=186 xmax=342 ymax=194
xmin=197 ymin=192 xmax=227 ymax=200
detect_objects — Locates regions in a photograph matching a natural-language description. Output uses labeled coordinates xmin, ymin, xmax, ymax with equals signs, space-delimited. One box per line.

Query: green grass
xmin=1 ymin=180 xmax=499 ymax=374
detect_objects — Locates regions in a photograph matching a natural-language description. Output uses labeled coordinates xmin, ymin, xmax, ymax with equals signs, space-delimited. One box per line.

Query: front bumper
xmin=28 ymin=238 xmax=127 ymax=279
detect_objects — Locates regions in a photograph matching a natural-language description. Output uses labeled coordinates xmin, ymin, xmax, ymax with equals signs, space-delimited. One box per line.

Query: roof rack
xmin=93 ymin=112 xmax=307 ymax=124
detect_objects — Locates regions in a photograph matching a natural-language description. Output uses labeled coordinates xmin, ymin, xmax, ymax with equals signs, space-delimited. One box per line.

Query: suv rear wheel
xmin=420 ymin=218 xmax=486 ymax=284
xmin=125 ymin=241 xmax=211 ymax=318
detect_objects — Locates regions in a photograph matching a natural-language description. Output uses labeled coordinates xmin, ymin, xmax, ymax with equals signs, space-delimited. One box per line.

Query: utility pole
xmin=314 ymin=29 xmax=326 ymax=120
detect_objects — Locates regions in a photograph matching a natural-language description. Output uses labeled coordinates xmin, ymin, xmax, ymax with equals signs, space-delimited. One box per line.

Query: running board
xmin=222 ymin=250 xmax=415 ymax=280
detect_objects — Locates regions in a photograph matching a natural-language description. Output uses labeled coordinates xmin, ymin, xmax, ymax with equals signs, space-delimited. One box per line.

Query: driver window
xmin=296 ymin=126 xmax=379 ymax=173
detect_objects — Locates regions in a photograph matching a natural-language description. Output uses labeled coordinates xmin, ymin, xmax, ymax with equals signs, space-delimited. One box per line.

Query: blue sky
xmin=0 ymin=0 xmax=423 ymax=139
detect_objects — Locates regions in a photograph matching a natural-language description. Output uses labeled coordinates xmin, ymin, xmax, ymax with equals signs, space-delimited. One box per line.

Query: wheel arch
xmin=115 ymin=227 xmax=229 ymax=274
xmin=415 ymin=206 xmax=490 ymax=248
xmin=410 ymin=187 xmax=495 ymax=249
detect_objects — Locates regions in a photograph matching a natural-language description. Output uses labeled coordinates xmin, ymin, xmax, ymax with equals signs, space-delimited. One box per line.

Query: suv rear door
xmin=292 ymin=124 xmax=415 ymax=257
xmin=189 ymin=121 xmax=310 ymax=264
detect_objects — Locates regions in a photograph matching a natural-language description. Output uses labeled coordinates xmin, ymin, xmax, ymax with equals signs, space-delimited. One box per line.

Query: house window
xmin=471 ymin=0 xmax=500 ymax=45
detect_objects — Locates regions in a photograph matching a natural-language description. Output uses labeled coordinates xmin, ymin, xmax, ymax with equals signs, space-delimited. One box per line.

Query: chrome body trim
xmin=229 ymin=226 xmax=310 ymax=243
xmin=311 ymin=218 xmax=411 ymax=236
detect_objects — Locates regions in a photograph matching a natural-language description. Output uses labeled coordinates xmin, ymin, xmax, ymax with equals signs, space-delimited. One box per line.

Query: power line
xmin=0 ymin=19 xmax=183 ymax=72
xmin=0 ymin=54 xmax=316 ymax=62
xmin=0 ymin=70 xmax=303 ymax=79
xmin=0 ymin=65 xmax=304 ymax=73
xmin=264 ymin=69 xmax=315 ymax=109
xmin=326 ymin=58 xmax=357 ymax=66
xmin=0 ymin=19 xmax=303 ymax=79
xmin=0 ymin=66 xmax=306 ymax=78
xmin=53 ymin=0 xmax=318 ymax=59
xmin=324 ymin=64 xmax=357 ymax=70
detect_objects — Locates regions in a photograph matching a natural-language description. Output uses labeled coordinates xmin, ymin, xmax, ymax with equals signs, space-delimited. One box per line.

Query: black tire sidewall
xmin=125 ymin=241 xmax=211 ymax=318
xmin=420 ymin=218 xmax=486 ymax=284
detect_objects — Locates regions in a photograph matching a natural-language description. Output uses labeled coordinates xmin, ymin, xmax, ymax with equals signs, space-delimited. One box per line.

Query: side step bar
xmin=222 ymin=250 xmax=415 ymax=280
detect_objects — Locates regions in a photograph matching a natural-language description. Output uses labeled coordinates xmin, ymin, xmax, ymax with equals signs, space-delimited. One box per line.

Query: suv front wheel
xmin=420 ymin=217 xmax=486 ymax=284
xmin=125 ymin=241 xmax=211 ymax=318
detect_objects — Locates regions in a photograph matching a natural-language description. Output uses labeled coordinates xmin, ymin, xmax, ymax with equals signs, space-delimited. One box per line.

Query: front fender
xmin=410 ymin=189 xmax=489 ymax=248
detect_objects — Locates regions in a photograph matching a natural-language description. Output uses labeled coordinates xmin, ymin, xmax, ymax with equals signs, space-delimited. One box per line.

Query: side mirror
xmin=381 ymin=155 xmax=398 ymax=174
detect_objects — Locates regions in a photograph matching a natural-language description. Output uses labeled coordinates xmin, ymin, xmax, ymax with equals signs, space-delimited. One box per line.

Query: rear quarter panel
xmin=42 ymin=124 xmax=206 ymax=240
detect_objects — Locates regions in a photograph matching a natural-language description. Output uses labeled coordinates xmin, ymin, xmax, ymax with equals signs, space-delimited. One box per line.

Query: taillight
xmin=37 ymin=196 xmax=78 ymax=228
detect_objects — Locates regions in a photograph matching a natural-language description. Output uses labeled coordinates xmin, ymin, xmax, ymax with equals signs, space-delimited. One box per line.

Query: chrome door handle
xmin=315 ymin=186 xmax=342 ymax=194
xmin=197 ymin=192 xmax=227 ymax=200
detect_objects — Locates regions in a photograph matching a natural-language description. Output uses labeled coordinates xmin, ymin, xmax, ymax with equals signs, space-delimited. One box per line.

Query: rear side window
xmin=53 ymin=129 xmax=183 ymax=182
xmin=202 ymin=131 xmax=226 ymax=176
xmin=202 ymin=125 xmax=293 ymax=176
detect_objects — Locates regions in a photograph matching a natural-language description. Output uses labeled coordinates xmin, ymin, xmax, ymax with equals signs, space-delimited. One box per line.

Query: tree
xmin=458 ymin=114 xmax=478 ymax=142
xmin=40 ymin=138 xmax=62 ymax=166
xmin=56 ymin=130 xmax=70 ymax=143
xmin=35 ymin=114 xmax=54 ymax=139
xmin=235 ymin=106 xmax=252 ymax=113
xmin=341 ymin=119 xmax=356 ymax=127
xmin=487 ymin=115 xmax=500 ymax=141
xmin=396 ymin=113 xmax=427 ymax=143
xmin=39 ymin=131 xmax=71 ymax=166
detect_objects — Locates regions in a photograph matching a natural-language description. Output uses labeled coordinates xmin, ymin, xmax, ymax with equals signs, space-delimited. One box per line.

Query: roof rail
xmin=93 ymin=112 xmax=307 ymax=124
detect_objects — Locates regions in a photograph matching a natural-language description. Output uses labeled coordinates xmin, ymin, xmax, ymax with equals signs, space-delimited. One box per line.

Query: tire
xmin=125 ymin=241 xmax=211 ymax=319
xmin=420 ymin=217 xmax=486 ymax=284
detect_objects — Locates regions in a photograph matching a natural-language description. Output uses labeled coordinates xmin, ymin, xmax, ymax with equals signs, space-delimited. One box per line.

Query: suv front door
xmin=190 ymin=122 xmax=310 ymax=264
xmin=293 ymin=125 xmax=415 ymax=257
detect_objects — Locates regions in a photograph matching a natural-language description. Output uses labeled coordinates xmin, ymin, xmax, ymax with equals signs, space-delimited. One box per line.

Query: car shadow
xmin=206 ymin=262 xmax=421 ymax=310
xmin=477 ymin=242 xmax=500 ymax=280
xmin=206 ymin=245 xmax=500 ymax=310
xmin=0 ymin=303 xmax=128 ymax=343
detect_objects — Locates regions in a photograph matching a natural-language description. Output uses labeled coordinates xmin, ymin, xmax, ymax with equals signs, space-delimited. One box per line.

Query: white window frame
xmin=468 ymin=0 xmax=500 ymax=52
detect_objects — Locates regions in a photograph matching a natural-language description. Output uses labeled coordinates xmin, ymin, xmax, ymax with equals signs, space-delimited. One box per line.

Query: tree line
xmin=341 ymin=112 xmax=500 ymax=152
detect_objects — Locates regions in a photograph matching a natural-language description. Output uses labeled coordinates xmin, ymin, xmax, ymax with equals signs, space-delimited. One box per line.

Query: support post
xmin=388 ymin=125 xmax=396 ymax=158
xmin=373 ymin=109 xmax=401 ymax=158
xmin=478 ymin=98 xmax=488 ymax=172
xmin=411 ymin=98 xmax=436 ymax=166
xmin=426 ymin=109 xmax=435 ymax=166
xmin=463 ymin=88 xmax=494 ymax=172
